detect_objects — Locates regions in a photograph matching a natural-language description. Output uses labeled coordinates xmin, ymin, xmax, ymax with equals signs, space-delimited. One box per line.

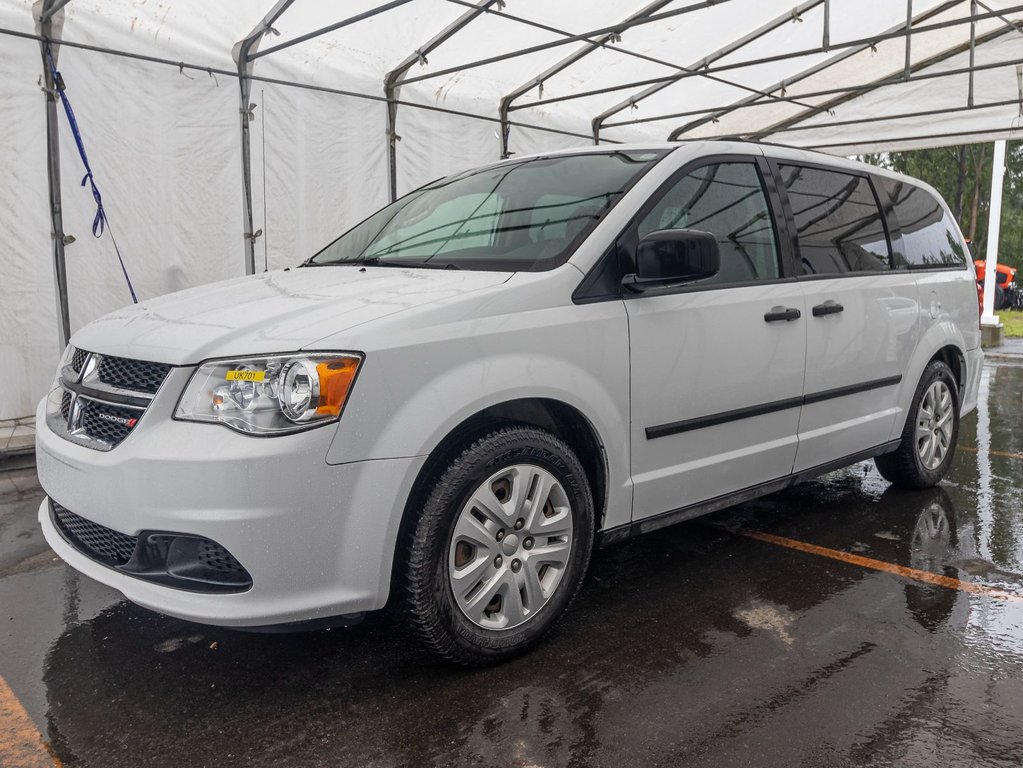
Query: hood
xmin=71 ymin=266 xmax=513 ymax=364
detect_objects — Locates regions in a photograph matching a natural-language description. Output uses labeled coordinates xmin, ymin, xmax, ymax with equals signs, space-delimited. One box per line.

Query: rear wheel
xmin=875 ymin=360 xmax=959 ymax=489
xmin=405 ymin=426 xmax=594 ymax=665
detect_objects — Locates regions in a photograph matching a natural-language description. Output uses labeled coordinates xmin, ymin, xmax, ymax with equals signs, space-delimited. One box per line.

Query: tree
xmin=860 ymin=140 xmax=1022 ymax=272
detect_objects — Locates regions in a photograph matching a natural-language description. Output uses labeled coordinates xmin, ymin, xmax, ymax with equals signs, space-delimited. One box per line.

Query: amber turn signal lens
xmin=315 ymin=357 xmax=361 ymax=416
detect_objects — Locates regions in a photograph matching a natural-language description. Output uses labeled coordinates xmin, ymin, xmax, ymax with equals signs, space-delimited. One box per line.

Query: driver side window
xmin=637 ymin=162 xmax=780 ymax=286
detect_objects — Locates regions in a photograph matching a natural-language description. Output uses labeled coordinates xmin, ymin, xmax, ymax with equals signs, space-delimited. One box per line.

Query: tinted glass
xmin=877 ymin=178 xmax=967 ymax=269
xmin=310 ymin=151 xmax=668 ymax=272
xmin=638 ymin=162 xmax=780 ymax=285
xmin=779 ymin=164 xmax=890 ymax=275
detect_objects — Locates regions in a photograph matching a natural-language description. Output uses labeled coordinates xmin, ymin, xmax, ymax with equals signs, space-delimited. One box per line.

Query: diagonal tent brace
xmin=497 ymin=0 xmax=675 ymax=158
xmin=662 ymin=0 xmax=966 ymax=139
xmin=250 ymin=0 xmax=416 ymax=62
xmin=565 ymin=0 xmax=1021 ymax=123
xmin=591 ymin=0 xmax=826 ymax=144
xmin=400 ymin=0 xmax=745 ymax=88
xmin=746 ymin=23 xmax=1021 ymax=142
xmin=384 ymin=0 xmax=500 ymax=201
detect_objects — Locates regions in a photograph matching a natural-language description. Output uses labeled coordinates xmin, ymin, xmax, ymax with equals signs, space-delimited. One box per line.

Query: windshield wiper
xmin=305 ymin=257 xmax=460 ymax=270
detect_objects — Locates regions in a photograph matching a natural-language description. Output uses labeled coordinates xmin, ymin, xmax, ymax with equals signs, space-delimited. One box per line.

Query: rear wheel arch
xmin=387 ymin=397 xmax=608 ymax=600
xmin=930 ymin=344 xmax=965 ymax=396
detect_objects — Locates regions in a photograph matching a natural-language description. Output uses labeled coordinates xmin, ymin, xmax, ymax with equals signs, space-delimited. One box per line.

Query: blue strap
xmin=45 ymin=44 xmax=138 ymax=304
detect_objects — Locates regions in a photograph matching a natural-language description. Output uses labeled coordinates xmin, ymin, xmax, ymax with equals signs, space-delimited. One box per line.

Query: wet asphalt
xmin=2 ymin=360 xmax=1022 ymax=768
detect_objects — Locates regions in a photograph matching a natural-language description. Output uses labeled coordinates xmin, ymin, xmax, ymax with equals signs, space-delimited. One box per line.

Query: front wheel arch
xmin=386 ymin=397 xmax=607 ymax=603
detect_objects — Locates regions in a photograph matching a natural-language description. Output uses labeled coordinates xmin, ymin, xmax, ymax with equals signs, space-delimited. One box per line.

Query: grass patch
xmin=1000 ymin=311 xmax=1023 ymax=337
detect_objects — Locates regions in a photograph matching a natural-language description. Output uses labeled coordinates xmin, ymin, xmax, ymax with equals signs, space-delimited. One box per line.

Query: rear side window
xmin=778 ymin=164 xmax=891 ymax=275
xmin=877 ymin=178 xmax=967 ymax=269
xmin=637 ymin=162 xmax=780 ymax=286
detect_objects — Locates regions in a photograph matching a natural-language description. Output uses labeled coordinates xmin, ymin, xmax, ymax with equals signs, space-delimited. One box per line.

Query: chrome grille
xmin=51 ymin=501 xmax=137 ymax=566
xmin=70 ymin=347 xmax=89 ymax=373
xmin=98 ymin=355 xmax=171 ymax=395
xmin=79 ymin=399 xmax=139 ymax=445
xmin=46 ymin=347 xmax=170 ymax=451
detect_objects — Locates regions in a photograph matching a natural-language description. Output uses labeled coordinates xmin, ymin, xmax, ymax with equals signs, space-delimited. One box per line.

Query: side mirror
xmin=623 ymin=229 xmax=720 ymax=291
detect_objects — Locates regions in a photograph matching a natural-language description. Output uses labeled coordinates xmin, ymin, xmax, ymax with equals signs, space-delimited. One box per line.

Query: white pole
xmin=981 ymin=139 xmax=1006 ymax=327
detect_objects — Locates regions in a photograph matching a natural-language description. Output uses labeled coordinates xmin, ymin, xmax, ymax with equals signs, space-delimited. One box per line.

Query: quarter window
xmin=638 ymin=162 xmax=780 ymax=285
xmin=877 ymin=178 xmax=967 ymax=269
xmin=779 ymin=165 xmax=891 ymax=274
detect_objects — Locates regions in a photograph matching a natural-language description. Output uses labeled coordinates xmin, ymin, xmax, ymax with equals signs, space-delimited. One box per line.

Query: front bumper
xmin=36 ymin=383 xmax=426 ymax=627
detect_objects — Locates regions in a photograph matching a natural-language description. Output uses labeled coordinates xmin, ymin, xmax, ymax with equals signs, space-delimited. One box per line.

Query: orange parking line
xmin=959 ymin=445 xmax=1023 ymax=461
xmin=743 ymin=530 xmax=1023 ymax=603
xmin=0 ymin=675 xmax=60 ymax=767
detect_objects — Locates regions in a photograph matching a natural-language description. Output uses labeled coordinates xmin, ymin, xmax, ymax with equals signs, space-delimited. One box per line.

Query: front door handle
xmin=812 ymin=300 xmax=845 ymax=317
xmin=764 ymin=306 xmax=802 ymax=323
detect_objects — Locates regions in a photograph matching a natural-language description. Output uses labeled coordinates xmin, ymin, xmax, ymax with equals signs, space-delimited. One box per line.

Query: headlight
xmin=174 ymin=353 xmax=362 ymax=435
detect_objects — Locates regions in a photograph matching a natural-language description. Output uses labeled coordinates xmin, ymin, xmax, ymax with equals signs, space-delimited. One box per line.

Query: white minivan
xmin=37 ymin=141 xmax=982 ymax=664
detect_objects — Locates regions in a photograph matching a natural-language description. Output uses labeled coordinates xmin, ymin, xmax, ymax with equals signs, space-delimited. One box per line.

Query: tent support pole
xmin=981 ymin=139 xmax=1007 ymax=332
xmin=384 ymin=0 xmax=497 ymax=200
xmin=34 ymin=0 xmax=70 ymax=347
xmin=233 ymin=0 xmax=296 ymax=276
xmin=823 ymin=0 xmax=830 ymax=50
xmin=235 ymin=61 xmax=257 ymax=275
xmin=905 ymin=0 xmax=913 ymax=79
xmin=969 ymin=0 xmax=977 ymax=106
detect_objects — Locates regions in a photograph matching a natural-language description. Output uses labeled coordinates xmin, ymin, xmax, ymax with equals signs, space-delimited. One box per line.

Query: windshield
xmin=308 ymin=150 xmax=669 ymax=271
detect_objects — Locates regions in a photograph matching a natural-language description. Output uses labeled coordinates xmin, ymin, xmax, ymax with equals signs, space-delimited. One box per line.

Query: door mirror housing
xmin=623 ymin=229 xmax=721 ymax=291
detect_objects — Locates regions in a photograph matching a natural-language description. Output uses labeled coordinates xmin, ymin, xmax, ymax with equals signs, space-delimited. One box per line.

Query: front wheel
xmin=875 ymin=360 xmax=960 ymax=489
xmin=405 ymin=426 xmax=594 ymax=665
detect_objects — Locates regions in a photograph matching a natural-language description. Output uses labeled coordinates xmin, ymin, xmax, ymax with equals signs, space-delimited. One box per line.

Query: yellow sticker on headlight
xmin=226 ymin=369 xmax=265 ymax=382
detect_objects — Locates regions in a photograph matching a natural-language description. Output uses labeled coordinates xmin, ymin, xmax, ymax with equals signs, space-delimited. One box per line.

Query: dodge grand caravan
xmin=38 ymin=141 xmax=982 ymax=664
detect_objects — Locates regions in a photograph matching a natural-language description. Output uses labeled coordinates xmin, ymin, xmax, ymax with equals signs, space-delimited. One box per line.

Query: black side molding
xmin=802 ymin=375 xmax=902 ymax=406
xmin=646 ymin=396 xmax=803 ymax=440
xmin=646 ymin=374 xmax=903 ymax=440
xmin=599 ymin=439 xmax=902 ymax=546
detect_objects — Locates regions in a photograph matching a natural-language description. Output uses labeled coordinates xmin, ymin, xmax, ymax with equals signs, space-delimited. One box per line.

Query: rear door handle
xmin=764 ymin=306 xmax=802 ymax=323
xmin=812 ymin=300 xmax=845 ymax=317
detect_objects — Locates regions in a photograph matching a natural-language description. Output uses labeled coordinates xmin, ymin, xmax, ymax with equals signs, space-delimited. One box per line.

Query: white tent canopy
xmin=1 ymin=0 xmax=1021 ymax=419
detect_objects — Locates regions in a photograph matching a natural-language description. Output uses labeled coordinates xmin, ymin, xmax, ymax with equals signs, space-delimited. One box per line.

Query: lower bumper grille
xmin=48 ymin=501 xmax=252 ymax=593
xmin=52 ymin=502 xmax=137 ymax=566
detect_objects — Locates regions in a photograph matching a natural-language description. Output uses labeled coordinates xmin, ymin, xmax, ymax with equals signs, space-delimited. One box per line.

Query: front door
xmin=626 ymin=158 xmax=807 ymax=521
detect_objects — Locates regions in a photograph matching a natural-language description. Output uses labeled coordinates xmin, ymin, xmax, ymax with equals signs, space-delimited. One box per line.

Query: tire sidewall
xmin=906 ymin=362 xmax=960 ymax=484
xmin=413 ymin=428 xmax=594 ymax=663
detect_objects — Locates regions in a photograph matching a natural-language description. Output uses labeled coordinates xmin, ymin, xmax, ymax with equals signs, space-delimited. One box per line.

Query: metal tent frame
xmin=21 ymin=0 xmax=1023 ymax=345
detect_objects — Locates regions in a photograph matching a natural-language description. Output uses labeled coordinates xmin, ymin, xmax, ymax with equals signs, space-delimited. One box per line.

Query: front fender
xmin=323 ymin=299 xmax=633 ymax=530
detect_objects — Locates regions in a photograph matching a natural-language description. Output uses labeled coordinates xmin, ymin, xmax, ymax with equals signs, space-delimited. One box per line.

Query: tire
xmin=405 ymin=426 xmax=595 ymax=665
xmin=874 ymin=360 xmax=960 ymax=489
